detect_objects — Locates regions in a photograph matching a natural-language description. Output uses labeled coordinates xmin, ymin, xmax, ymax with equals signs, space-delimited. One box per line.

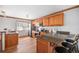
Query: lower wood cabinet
xmin=5 ymin=33 xmax=18 ymax=49
xmin=37 ymin=39 xmax=55 ymax=53
xmin=32 ymin=31 xmax=36 ymax=38
xmin=40 ymin=32 xmax=46 ymax=36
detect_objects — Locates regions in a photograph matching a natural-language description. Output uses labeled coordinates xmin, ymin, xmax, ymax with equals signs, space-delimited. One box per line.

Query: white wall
xmin=0 ymin=17 xmax=17 ymax=31
xmin=42 ymin=8 xmax=79 ymax=34
xmin=0 ymin=17 xmax=31 ymax=37
xmin=60 ymin=8 xmax=79 ymax=34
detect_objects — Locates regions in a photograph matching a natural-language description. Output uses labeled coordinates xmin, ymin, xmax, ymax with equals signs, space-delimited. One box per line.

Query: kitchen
xmin=0 ymin=5 xmax=79 ymax=53
xmin=31 ymin=5 xmax=79 ymax=53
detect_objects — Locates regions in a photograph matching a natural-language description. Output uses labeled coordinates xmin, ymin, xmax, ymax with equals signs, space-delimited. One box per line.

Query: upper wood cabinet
xmin=43 ymin=17 xmax=49 ymax=26
xmin=57 ymin=13 xmax=64 ymax=26
xmin=49 ymin=16 xmax=54 ymax=26
xmin=32 ymin=13 xmax=64 ymax=26
xmin=37 ymin=18 xmax=43 ymax=24
xmin=32 ymin=18 xmax=43 ymax=26
xmin=49 ymin=13 xmax=64 ymax=26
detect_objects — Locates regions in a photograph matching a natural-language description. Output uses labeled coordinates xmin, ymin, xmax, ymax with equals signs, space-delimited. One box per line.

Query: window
xmin=16 ymin=22 xmax=29 ymax=31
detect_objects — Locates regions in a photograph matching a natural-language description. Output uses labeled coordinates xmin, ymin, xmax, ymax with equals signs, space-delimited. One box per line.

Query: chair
xmin=55 ymin=46 xmax=68 ymax=53
xmin=62 ymin=34 xmax=79 ymax=53
xmin=62 ymin=42 xmax=73 ymax=53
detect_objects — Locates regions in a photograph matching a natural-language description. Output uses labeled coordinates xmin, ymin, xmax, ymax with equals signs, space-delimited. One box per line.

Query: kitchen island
xmin=5 ymin=33 xmax=18 ymax=50
xmin=36 ymin=33 xmax=75 ymax=53
xmin=0 ymin=31 xmax=18 ymax=51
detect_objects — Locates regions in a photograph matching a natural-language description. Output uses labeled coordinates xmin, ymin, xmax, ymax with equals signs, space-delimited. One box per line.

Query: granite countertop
xmin=36 ymin=33 xmax=75 ymax=46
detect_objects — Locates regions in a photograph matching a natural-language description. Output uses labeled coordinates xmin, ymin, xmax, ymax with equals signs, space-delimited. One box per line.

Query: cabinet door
xmin=58 ymin=13 xmax=64 ymax=26
xmin=37 ymin=39 xmax=55 ymax=53
xmin=37 ymin=39 xmax=49 ymax=53
xmin=40 ymin=32 xmax=46 ymax=36
xmin=43 ymin=17 xmax=49 ymax=26
xmin=37 ymin=41 xmax=48 ymax=53
xmin=53 ymin=16 xmax=57 ymax=26
xmin=10 ymin=34 xmax=18 ymax=45
xmin=49 ymin=16 xmax=53 ymax=26
xmin=37 ymin=18 xmax=43 ymax=26
xmin=49 ymin=13 xmax=64 ymax=26
xmin=5 ymin=34 xmax=18 ymax=49
xmin=5 ymin=34 xmax=11 ymax=48
xmin=32 ymin=32 xmax=35 ymax=38
xmin=38 ymin=18 xmax=43 ymax=23
xmin=49 ymin=16 xmax=57 ymax=26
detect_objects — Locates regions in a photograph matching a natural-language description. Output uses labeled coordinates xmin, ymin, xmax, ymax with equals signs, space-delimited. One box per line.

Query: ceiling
xmin=0 ymin=5 xmax=74 ymax=20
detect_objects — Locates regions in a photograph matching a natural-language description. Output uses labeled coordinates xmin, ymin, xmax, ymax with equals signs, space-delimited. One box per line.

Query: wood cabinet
xmin=40 ymin=32 xmax=46 ymax=36
xmin=32 ymin=33 xmax=35 ymax=38
xmin=37 ymin=18 xmax=43 ymax=24
xmin=57 ymin=13 xmax=64 ymax=26
xmin=43 ymin=17 xmax=49 ymax=26
xmin=32 ymin=13 xmax=64 ymax=26
xmin=37 ymin=39 xmax=55 ymax=53
xmin=5 ymin=33 xmax=18 ymax=49
xmin=32 ymin=18 xmax=43 ymax=26
xmin=32 ymin=31 xmax=36 ymax=38
xmin=49 ymin=16 xmax=54 ymax=26
xmin=49 ymin=13 xmax=64 ymax=26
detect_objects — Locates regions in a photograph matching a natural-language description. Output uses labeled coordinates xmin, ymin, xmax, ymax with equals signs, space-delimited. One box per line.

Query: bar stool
xmin=62 ymin=34 xmax=79 ymax=53
xmin=55 ymin=46 xmax=68 ymax=53
xmin=65 ymin=39 xmax=74 ymax=43
xmin=62 ymin=42 xmax=73 ymax=53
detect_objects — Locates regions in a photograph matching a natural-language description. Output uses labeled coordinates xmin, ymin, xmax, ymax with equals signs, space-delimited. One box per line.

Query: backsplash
xmin=40 ymin=26 xmax=62 ymax=33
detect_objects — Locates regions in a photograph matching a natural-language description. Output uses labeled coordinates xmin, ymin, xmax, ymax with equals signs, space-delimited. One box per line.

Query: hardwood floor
xmin=4 ymin=37 xmax=37 ymax=53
